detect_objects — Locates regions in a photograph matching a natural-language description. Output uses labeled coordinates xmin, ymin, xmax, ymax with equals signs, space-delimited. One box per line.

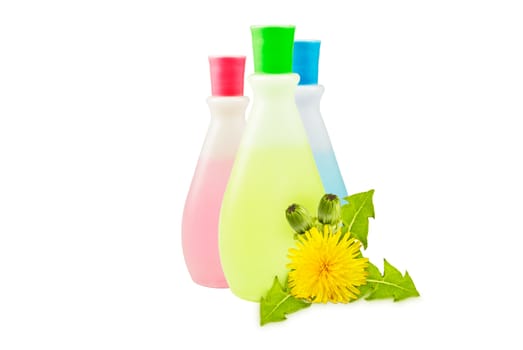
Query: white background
xmin=1 ymin=0 xmax=522 ymax=348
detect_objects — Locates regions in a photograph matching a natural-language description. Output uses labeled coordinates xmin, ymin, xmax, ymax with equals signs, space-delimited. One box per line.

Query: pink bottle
xmin=182 ymin=56 xmax=248 ymax=288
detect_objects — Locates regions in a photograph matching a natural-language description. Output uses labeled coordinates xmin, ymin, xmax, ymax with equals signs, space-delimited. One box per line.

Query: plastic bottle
xmin=182 ymin=56 xmax=248 ymax=288
xmin=293 ymin=41 xmax=348 ymax=199
xmin=219 ymin=26 xmax=325 ymax=301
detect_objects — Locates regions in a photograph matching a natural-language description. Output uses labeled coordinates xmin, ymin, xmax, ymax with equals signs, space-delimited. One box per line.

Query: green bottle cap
xmin=251 ymin=25 xmax=296 ymax=74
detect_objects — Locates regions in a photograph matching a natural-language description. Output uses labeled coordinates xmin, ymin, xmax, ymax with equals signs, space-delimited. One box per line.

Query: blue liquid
xmin=313 ymin=150 xmax=348 ymax=200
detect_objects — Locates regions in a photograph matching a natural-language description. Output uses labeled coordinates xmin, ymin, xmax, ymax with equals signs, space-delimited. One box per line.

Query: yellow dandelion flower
xmin=287 ymin=225 xmax=369 ymax=303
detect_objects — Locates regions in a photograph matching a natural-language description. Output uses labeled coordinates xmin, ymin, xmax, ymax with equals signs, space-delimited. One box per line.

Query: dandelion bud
xmin=285 ymin=204 xmax=314 ymax=234
xmin=317 ymin=194 xmax=341 ymax=225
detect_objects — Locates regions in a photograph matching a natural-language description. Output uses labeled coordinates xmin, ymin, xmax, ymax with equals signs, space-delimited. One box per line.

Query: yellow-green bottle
xmin=219 ymin=26 xmax=325 ymax=302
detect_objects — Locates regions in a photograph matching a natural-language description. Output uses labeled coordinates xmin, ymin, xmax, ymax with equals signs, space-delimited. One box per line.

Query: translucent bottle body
xmin=219 ymin=74 xmax=324 ymax=301
xmin=295 ymin=85 xmax=347 ymax=199
xmin=182 ymin=96 xmax=248 ymax=288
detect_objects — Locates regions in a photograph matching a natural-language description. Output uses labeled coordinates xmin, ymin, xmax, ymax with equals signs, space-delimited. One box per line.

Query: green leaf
xmin=341 ymin=189 xmax=375 ymax=249
xmin=364 ymin=260 xmax=420 ymax=301
xmin=260 ymin=276 xmax=311 ymax=326
xmin=355 ymin=260 xmax=379 ymax=299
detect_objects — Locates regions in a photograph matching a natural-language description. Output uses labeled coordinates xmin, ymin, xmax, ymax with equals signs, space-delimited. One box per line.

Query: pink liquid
xmin=182 ymin=157 xmax=234 ymax=288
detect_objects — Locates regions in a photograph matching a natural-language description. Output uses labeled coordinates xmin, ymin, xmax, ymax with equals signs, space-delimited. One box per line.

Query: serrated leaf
xmin=260 ymin=276 xmax=310 ymax=326
xmin=356 ymin=261 xmax=381 ymax=299
xmin=364 ymin=259 xmax=420 ymax=301
xmin=341 ymin=189 xmax=375 ymax=249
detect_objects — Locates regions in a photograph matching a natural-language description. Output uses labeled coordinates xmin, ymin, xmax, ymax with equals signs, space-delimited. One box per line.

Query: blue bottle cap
xmin=293 ymin=40 xmax=321 ymax=85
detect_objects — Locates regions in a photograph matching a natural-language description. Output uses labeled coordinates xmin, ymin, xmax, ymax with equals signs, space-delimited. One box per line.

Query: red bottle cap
xmin=209 ymin=56 xmax=246 ymax=96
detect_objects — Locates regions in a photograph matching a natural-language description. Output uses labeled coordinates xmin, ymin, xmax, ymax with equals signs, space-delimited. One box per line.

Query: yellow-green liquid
xmin=219 ymin=145 xmax=324 ymax=301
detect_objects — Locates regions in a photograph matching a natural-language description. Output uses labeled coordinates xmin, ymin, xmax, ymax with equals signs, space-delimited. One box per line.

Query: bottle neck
xmin=295 ymin=84 xmax=324 ymax=108
xmin=242 ymin=73 xmax=311 ymax=148
xmin=201 ymin=96 xmax=248 ymax=160
xmin=206 ymin=96 xmax=249 ymax=120
xmin=294 ymin=84 xmax=333 ymax=153
xmin=248 ymin=73 xmax=299 ymax=102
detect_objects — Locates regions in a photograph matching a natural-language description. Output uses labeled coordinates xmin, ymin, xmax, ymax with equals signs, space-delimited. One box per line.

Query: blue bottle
xmin=293 ymin=40 xmax=348 ymax=199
